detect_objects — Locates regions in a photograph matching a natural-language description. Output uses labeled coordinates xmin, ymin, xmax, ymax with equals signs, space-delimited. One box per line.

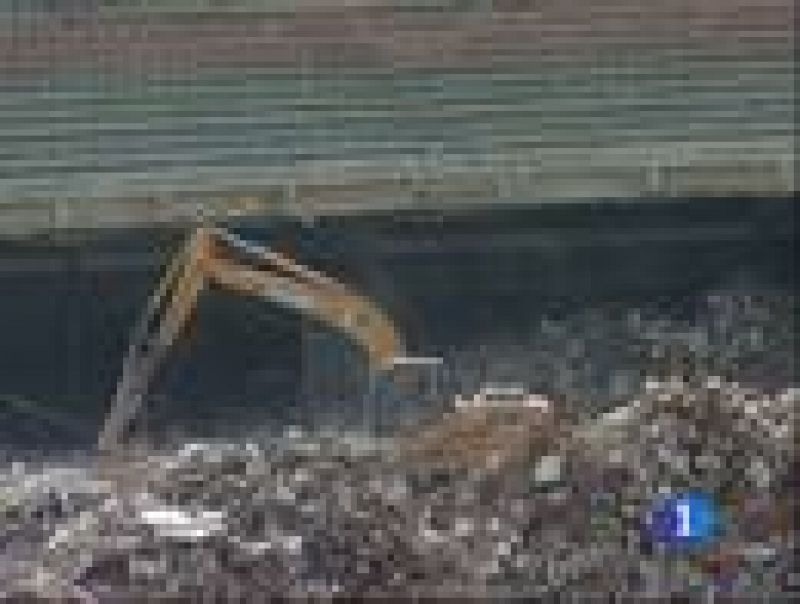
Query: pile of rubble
xmin=0 ymin=291 xmax=795 ymax=600
xmin=1 ymin=377 xmax=794 ymax=600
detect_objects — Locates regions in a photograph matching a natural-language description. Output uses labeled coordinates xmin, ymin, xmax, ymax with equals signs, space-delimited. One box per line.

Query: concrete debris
xmin=0 ymin=292 xmax=795 ymax=599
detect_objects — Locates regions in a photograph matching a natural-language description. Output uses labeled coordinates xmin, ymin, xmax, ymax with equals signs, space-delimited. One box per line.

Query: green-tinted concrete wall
xmin=0 ymin=1 xmax=795 ymax=235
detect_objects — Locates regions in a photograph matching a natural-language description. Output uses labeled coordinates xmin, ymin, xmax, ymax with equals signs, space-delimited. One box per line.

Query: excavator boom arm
xmin=97 ymin=227 xmax=401 ymax=453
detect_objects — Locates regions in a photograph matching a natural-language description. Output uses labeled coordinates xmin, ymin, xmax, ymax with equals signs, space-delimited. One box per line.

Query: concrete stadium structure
xmin=0 ymin=0 xmax=795 ymax=236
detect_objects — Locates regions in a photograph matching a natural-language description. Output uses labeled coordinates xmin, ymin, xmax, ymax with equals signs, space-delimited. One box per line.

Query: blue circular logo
xmin=643 ymin=491 xmax=724 ymax=548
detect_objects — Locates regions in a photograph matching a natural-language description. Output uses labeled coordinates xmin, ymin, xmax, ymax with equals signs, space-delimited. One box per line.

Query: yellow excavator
xmin=96 ymin=226 xmax=783 ymax=492
xmin=96 ymin=225 xmax=554 ymax=474
xmin=97 ymin=226 xmax=405 ymax=454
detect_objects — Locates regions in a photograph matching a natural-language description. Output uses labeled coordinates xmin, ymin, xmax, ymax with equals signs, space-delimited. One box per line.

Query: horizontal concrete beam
xmin=0 ymin=138 xmax=794 ymax=238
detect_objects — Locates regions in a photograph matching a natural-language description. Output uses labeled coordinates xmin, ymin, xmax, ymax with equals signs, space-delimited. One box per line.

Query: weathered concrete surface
xmin=0 ymin=0 xmax=795 ymax=235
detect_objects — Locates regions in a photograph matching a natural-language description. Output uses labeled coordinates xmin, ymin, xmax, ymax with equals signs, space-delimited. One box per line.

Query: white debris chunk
xmin=137 ymin=498 xmax=226 ymax=540
xmin=534 ymin=455 xmax=563 ymax=484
